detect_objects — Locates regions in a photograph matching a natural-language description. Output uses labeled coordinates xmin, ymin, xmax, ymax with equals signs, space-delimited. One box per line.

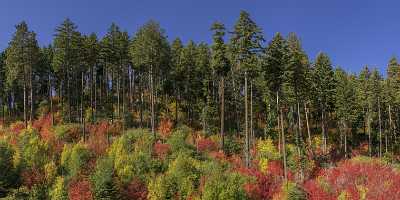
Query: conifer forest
xmin=2 ymin=10 xmax=400 ymax=199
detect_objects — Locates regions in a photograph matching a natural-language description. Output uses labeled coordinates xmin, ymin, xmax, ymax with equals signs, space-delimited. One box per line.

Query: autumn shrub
xmin=10 ymin=121 xmax=25 ymax=135
xmin=54 ymin=124 xmax=82 ymax=142
xmin=158 ymin=117 xmax=173 ymax=140
xmin=303 ymin=156 xmax=400 ymax=200
xmin=153 ymin=141 xmax=171 ymax=159
xmin=61 ymin=142 xmax=91 ymax=178
xmin=68 ymin=178 xmax=93 ymax=200
xmin=120 ymin=178 xmax=148 ymax=200
xmin=196 ymin=137 xmax=218 ymax=152
xmin=87 ymin=121 xmax=110 ymax=156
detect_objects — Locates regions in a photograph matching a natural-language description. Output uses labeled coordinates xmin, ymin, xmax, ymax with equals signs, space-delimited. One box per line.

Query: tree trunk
xmin=368 ymin=107 xmax=372 ymax=156
xmin=321 ymin=107 xmax=326 ymax=154
xmin=23 ymin=68 xmax=27 ymax=128
xmin=281 ymin=108 xmax=287 ymax=182
xmin=151 ymin=66 xmax=155 ymax=138
xmin=30 ymin=65 xmax=33 ymax=124
xmin=81 ymin=72 xmax=85 ymax=142
xmin=277 ymin=91 xmax=281 ymax=154
xmin=49 ymin=74 xmax=54 ymax=126
xmin=378 ymin=97 xmax=382 ymax=158
xmin=305 ymin=103 xmax=311 ymax=149
xmin=250 ymin=81 xmax=253 ymax=150
xmin=244 ymin=71 xmax=250 ymax=167
xmin=220 ymin=76 xmax=225 ymax=151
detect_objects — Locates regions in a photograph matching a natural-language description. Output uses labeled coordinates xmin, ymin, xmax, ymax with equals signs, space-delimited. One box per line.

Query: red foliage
xmin=33 ymin=114 xmax=54 ymax=142
xmin=303 ymin=158 xmax=400 ymax=200
xmin=120 ymin=178 xmax=148 ymax=200
xmin=236 ymin=165 xmax=284 ymax=200
xmin=208 ymin=150 xmax=226 ymax=161
xmin=158 ymin=118 xmax=173 ymax=139
xmin=87 ymin=121 xmax=110 ymax=155
xmin=68 ymin=178 xmax=93 ymax=200
xmin=196 ymin=138 xmax=218 ymax=152
xmin=10 ymin=121 xmax=25 ymax=135
xmin=153 ymin=141 xmax=171 ymax=159
xmin=21 ymin=168 xmax=45 ymax=189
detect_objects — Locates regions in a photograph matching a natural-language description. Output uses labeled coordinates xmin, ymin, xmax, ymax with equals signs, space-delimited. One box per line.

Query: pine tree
xmin=5 ymin=21 xmax=39 ymax=127
xmin=53 ymin=18 xmax=82 ymax=122
xmin=230 ymin=10 xmax=264 ymax=167
xmin=130 ymin=20 xmax=170 ymax=137
xmin=335 ymin=68 xmax=357 ymax=157
xmin=312 ymin=52 xmax=336 ymax=154
xmin=211 ymin=22 xmax=230 ymax=150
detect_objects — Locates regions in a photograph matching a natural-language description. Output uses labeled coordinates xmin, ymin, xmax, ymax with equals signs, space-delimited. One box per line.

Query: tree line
xmin=1 ymin=11 xmax=399 ymax=168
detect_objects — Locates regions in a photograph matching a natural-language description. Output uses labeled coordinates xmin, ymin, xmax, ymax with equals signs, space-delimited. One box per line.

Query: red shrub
xmin=21 ymin=168 xmax=45 ymax=189
xmin=10 ymin=121 xmax=25 ymax=134
xmin=208 ymin=150 xmax=226 ymax=161
xmin=68 ymin=178 xmax=93 ymax=200
xmin=87 ymin=121 xmax=109 ymax=156
xmin=153 ymin=141 xmax=171 ymax=159
xmin=196 ymin=138 xmax=217 ymax=152
xmin=158 ymin=118 xmax=173 ymax=139
xmin=303 ymin=158 xmax=400 ymax=200
xmin=237 ymin=167 xmax=282 ymax=200
xmin=120 ymin=178 xmax=148 ymax=200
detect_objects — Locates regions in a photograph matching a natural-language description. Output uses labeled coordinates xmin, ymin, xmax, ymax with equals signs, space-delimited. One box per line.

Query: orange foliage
xmin=68 ymin=178 xmax=93 ymax=200
xmin=158 ymin=118 xmax=173 ymax=139
xmin=153 ymin=141 xmax=171 ymax=159
xmin=87 ymin=121 xmax=110 ymax=156
xmin=120 ymin=178 xmax=148 ymax=200
xmin=21 ymin=167 xmax=45 ymax=189
xmin=10 ymin=121 xmax=25 ymax=135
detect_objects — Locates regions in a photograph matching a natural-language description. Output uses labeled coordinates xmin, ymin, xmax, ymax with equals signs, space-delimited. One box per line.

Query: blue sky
xmin=1 ymin=0 xmax=399 ymax=75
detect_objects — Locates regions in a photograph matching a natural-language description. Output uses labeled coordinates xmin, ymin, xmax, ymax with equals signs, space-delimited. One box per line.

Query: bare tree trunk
xmin=49 ymin=74 xmax=54 ymax=126
xmin=250 ymin=81 xmax=253 ymax=150
xmin=389 ymin=104 xmax=392 ymax=154
xmin=23 ymin=67 xmax=27 ymax=128
xmin=245 ymin=71 xmax=250 ymax=167
xmin=81 ymin=72 xmax=85 ymax=142
xmin=150 ymin=66 xmax=155 ymax=138
xmin=30 ymin=66 xmax=33 ymax=124
xmin=305 ymin=102 xmax=312 ymax=149
xmin=321 ymin=107 xmax=326 ymax=154
xmin=281 ymin=108 xmax=287 ymax=182
xmin=368 ymin=107 xmax=372 ymax=157
xmin=220 ymin=76 xmax=225 ymax=151
xmin=277 ymin=91 xmax=281 ymax=154
xmin=378 ymin=97 xmax=382 ymax=158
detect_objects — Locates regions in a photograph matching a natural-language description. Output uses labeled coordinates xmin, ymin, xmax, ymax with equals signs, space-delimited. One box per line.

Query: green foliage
xmin=0 ymin=140 xmax=17 ymax=196
xmin=49 ymin=176 xmax=68 ymax=200
xmin=18 ymin=129 xmax=49 ymax=169
xmin=148 ymin=153 xmax=201 ymax=200
xmin=108 ymin=129 xmax=153 ymax=183
xmin=91 ymin=157 xmax=119 ymax=200
xmin=202 ymin=172 xmax=248 ymax=200
xmin=279 ymin=181 xmax=307 ymax=200
xmin=166 ymin=126 xmax=195 ymax=156
xmin=60 ymin=142 xmax=90 ymax=178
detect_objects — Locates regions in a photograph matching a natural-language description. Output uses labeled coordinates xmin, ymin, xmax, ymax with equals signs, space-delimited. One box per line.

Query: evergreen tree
xmin=211 ymin=22 xmax=230 ymax=149
xmin=130 ymin=20 xmax=170 ymax=137
xmin=91 ymin=157 xmax=119 ymax=200
xmin=230 ymin=10 xmax=264 ymax=167
xmin=311 ymin=52 xmax=336 ymax=153
xmin=5 ymin=21 xmax=39 ymax=127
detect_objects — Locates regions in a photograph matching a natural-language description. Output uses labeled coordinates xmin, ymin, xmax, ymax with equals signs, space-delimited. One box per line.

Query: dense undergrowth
xmin=1 ymin=115 xmax=400 ymax=200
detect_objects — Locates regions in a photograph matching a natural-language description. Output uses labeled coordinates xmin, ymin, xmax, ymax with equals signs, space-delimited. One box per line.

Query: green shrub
xmin=203 ymin=172 xmax=248 ymax=200
xmin=60 ymin=143 xmax=91 ymax=178
xmin=91 ymin=157 xmax=120 ymax=200
xmin=0 ymin=140 xmax=17 ymax=196
xmin=49 ymin=176 xmax=68 ymax=200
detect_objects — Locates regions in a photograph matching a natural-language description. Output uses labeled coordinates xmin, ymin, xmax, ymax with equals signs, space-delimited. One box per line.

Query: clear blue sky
xmin=1 ymin=0 xmax=399 ymax=74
